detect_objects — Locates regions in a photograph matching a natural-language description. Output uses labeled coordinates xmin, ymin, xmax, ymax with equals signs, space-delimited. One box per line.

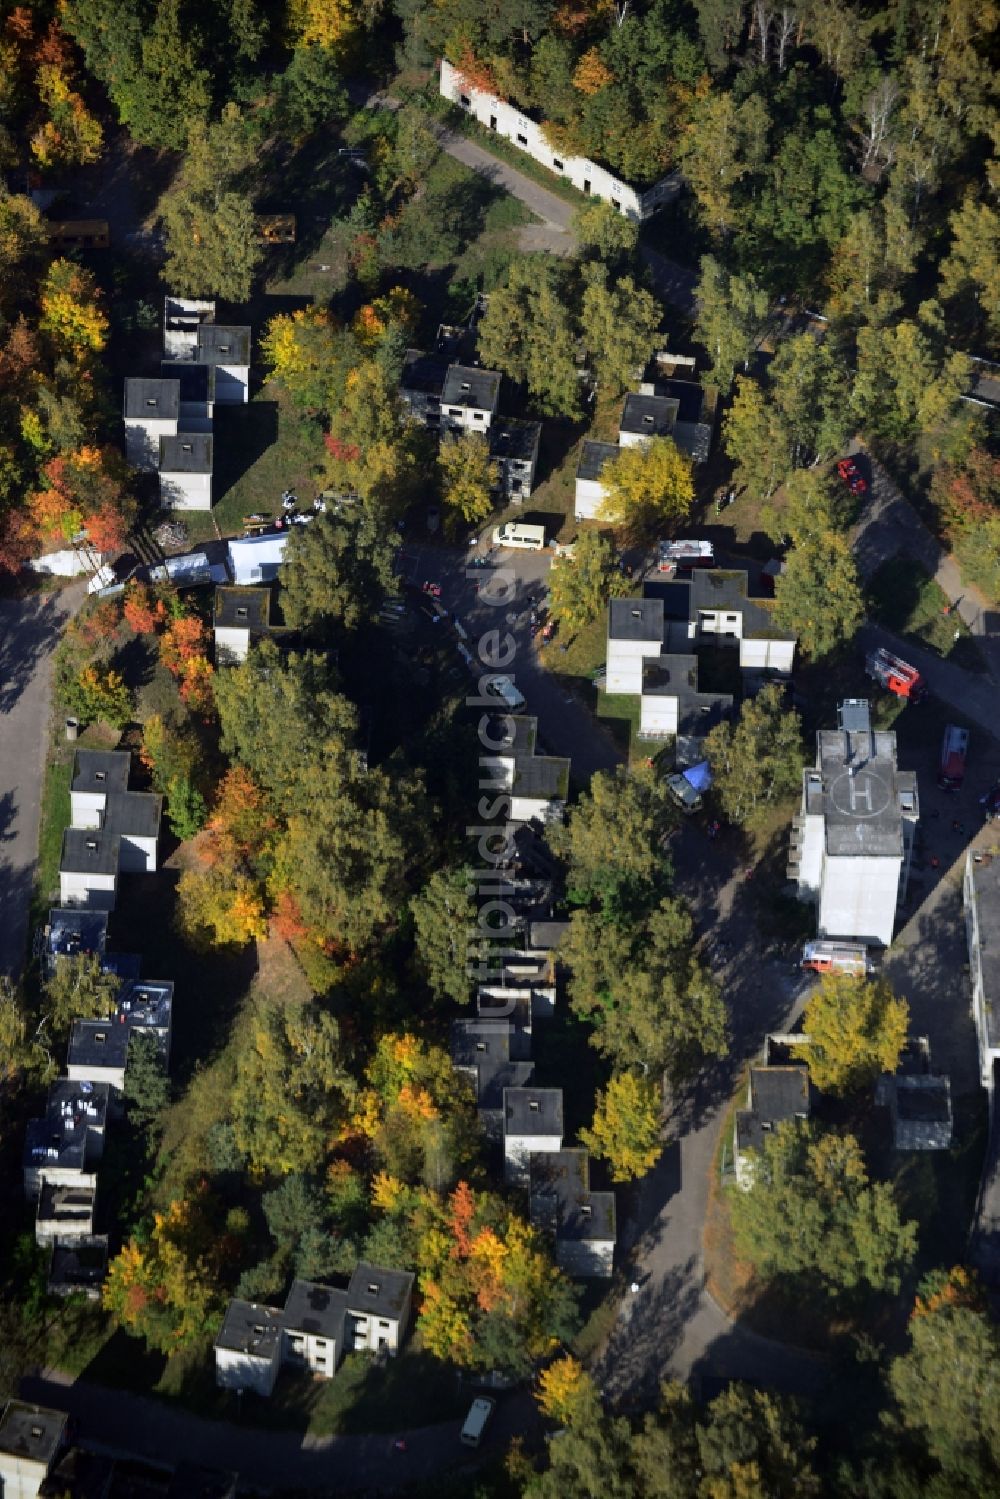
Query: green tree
xmin=437 ymin=432 xmax=498 ymax=537
xmin=695 ymin=257 xmax=771 ymax=393
xmin=0 ymin=978 xmax=46 ymax=1081
xmin=547 ymin=529 xmax=628 ymax=633
xmin=581 ymin=273 xmax=663 ymax=398
xmin=164 ymin=774 xmax=206 ymax=841
xmin=572 ymin=198 xmax=638 ymax=267
xmin=261 ymin=306 xmax=357 ymax=415
xmin=723 ymin=376 xmax=791 ymax=501
xmin=693 ymin=1384 xmax=822 ymax=1498
xmin=123 ymin=1031 xmax=170 ymax=1133
xmin=580 ymin=1071 xmax=663 ymax=1182
xmin=889 ymin=1295 xmax=1000 ymax=1489
xmin=547 ymin=763 xmax=675 ymax=913
xmin=803 ymin=972 xmax=909 ymax=1095
xmin=281 ymin=507 xmax=399 ymax=638
xmin=600 ymin=438 xmax=694 ymax=540
xmin=159 ymin=106 xmax=261 ymax=301
xmin=230 ymin=999 xmax=354 ymax=1176
xmin=132 ymin=0 xmax=211 ymax=150
xmin=477 ymin=258 xmax=581 ymax=417
xmin=320 ymin=358 xmax=426 ymax=515
xmin=938 ymin=194 xmax=1000 ymax=342
xmin=851 ymin=321 xmax=970 ymax=445
xmin=42 ymin=953 xmax=119 ymax=1040
xmin=731 ymin=1121 xmax=917 ymax=1297
xmin=762 ymin=468 xmax=856 ymax=549
xmin=679 ymin=93 xmax=769 ymax=240
xmin=704 ymin=685 xmax=802 ymax=827
xmin=769 ymin=336 xmax=851 ymax=469
xmin=274 ymin=43 xmax=349 ymax=138
xmin=772 ymin=531 xmax=863 ymax=659
xmin=411 ymin=865 xmax=477 ymax=1007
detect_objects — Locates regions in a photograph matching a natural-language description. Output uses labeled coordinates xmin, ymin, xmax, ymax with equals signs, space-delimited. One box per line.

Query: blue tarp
xmin=682 ymin=761 xmax=713 ymax=792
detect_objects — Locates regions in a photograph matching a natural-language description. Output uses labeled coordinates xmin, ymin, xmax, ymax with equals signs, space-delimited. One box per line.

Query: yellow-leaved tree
xmin=38 ymin=259 xmax=108 ymax=358
xmin=175 ymin=865 xmax=267 ymax=950
xmin=103 ymin=1196 xmax=223 ymax=1353
xmin=581 ymin=1071 xmax=663 ymax=1182
xmin=599 ymin=437 xmax=694 ymax=541
xmin=438 ymin=431 xmax=498 ymax=537
xmin=536 ymin=1355 xmax=601 ymax=1427
xmin=287 ymin=0 xmax=359 ymax=52
xmin=802 ymin=972 xmax=909 ymax=1095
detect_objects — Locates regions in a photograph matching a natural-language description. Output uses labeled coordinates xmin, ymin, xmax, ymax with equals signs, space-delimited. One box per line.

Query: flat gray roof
xmin=609 ymin=597 xmax=663 ymax=643
xmin=46 ymin=907 xmax=108 ymax=962
xmin=895 ymin=1075 xmax=952 ymax=1122
xmin=809 ymin=718 xmax=910 ymax=858
xmin=690 ymin=569 xmax=796 ymax=642
xmin=530 ymin=1148 xmax=616 ymax=1242
xmin=442 ymin=364 xmax=500 ymax=410
xmin=103 ymin=789 xmax=162 ymax=842
xmin=196 ymin=324 xmax=251 ymax=365
xmin=284 ymin=1278 xmax=348 ymax=1343
xmin=49 ymin=1236 xmax=109 ymax=1292
xmin=490 ymin=420 xmax=541 ymax=463
xmin=348 ymin=1262 xmax=415 ymax=1321
xmin=0 ymin=1401 xmax=67 ymax=1463
xmin=23 ymin=1078 xmax=110 ymax=1175
xmin=968 ymin=853 xmax=1000 ymax=1049
xmin=504 ymin=1086 xmax=563 ymax=1136
xmin=215 ymin=585 xmax=271 ymax=631
xmin=160 ymin=432 xmax=214 ymax=473
xmin=577 ymin=439 xmax=618 ymax=483
xmin=450 ymin=1018 xmax=535 ymax=1109
xmin=124 ymin=377 xmax=179 ymax=421
xmin=528 ymin=920 xmax=570 ymax=951
xmin=400 ymin=349 xmax=448 ymax=396
xmin=215 ymin=1298 xmax=283 ymax=1359
xmin=749 ymin=1066 xmax=809 ymax=1122
xmin=68 ymin=1019 xmax=130 ymax=1071
xmin=60 ymin=827 xmax=119 ymax=878
xmin=38 ymin=1179 xmax=95 ymax=1226
xmin=620 ymin=393 xmax=679 ymax=437
xmin=72 ymin=750 xmax=129 ymax=798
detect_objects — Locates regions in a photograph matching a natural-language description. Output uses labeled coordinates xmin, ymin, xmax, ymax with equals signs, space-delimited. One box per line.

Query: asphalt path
xmin=0 ymin=582 xmax=85 ymax=976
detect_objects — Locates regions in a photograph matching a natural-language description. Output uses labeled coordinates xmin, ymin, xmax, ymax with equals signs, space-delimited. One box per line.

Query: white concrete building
xmin=214 ymin=1299 xmax=285 ymax=1397
xmin=26 ymin=543 xmax=109 ymax=580
xmin=503 ymin=1086 xmax=564 ymax=1184
xmin=734 ymin=1065 xmax=810 ymax=1189
xmin=440 ymin=59 xmax=678 ymax=222
xmin=69 ymin=751 xmax=161 ymax=875
xmin=483 ymin=715 xmax=570 ymax=824
xmin=160 ymin=359 xmax=215 ymax=425
xmin=490 ymin=420 xmax=542 ymax=502
xmin=0 ymin=1402 xmax=68 ymax=1499
xmin=228 ymin=532 xmax=289 ymax=585
xmin=450 ymin=1017 xmax=535 ymax=1140
xmin=688 ymin=570 xmax=797 ymax=672
xmin=36 ymin=1179 xmax=95 ymax=1247
xmin=574 ymin=440 xmax=618 ymax=520
xmin=790 ymin=700 xmax=919 ymax=948
xmin=22 ymin=1078 xmax=110 ymax=1199
xmin=440 ymin=364 xmax=501 ymax=433
xmin=530 ymin=1148 xmax=616 ymax=1278
xmin=123 ymin=378 xmax=179 ymax=470
xmin=196 ymin=324 xmax=251 ymax=403
xmin=58 ymin=829 xmax=118 ymax=910
xmin=163 ymin=296 xmax=215 ymax=360
xmin=158 ymin=432 xmax=213 ymax=510
xmin=618 ymin=392 xmax=680 ymax=449
xmin=214 ymin=585 xmax=274 ymax=664
xmin=345 ymin=1263 xmax=414 ymax=1355
xmin=605 ymin=596 xmax=733 ymax=751
xmin=964 ymin=847 xmax=1000 ymax=1090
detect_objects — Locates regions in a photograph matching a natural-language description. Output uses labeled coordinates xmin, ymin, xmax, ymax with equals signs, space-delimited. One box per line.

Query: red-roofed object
xmin=864 ymin=647 xmax=926 ymax=701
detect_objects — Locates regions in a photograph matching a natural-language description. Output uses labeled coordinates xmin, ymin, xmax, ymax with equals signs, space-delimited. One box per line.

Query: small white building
xmin=214 ymin=585 xmax=274 ymax=664
xmin=964 ymin=847 xmax=1000 ymax=1090
xmin=530 ymin=1148 xmax=616 ymax=1278
xmin=440 ymin=59 xmax=677 ymax=222
xmin=69 ymin=751 xmax=161 ymax=875
xmin=196 ymin=324 xmax=251 ymax=404
xmin=66 ymin=1020 xmax=130 ymax=1094
xmin=441 ymin=364 xmax=501 ymax=434
xmin=228 ymin=532 xmax=289 ymax=586
xmin=605 ymin=596 xmax=733 ymax=751
xmin=503 ymin=1086 xmax=564 ymax=1184
xmin=36 ymin=1179 xmax=96 ymax=1247
xmin=23 ymin=1078 xmax=110 ymax=1199
xmin=58 ymin=830 xmax=118 ymax=911
xmin=158 ymin=432 xmax=213 ymax=511
xmin=214 ymin=1299 xmax=285 ymax=1397
xmin=123 ymin=378 xmax=180 ymax=471
xmin=484 ymin=715 xmax=570 ymax=824
xmin=790 ymin=700 xmax=919 ymax=949
xmin=618 ymin=392 xmax=680 ymax=449
xmin=450 ymin=1018 xmax=535 ymax=1140
xmin=346 ymin=1263 xmax=414 ymax=1355
xmin=163 ymin=296 xmax=215 ymax=360
xmin=27 ymin=542 xmax=109 ymax=580
xmin=688 ymin=570 xmax=797 ymax=672
xmin=734 ymin=1065 xmax=810 ymax=1190
xmin=574 ymin=440 xmax=618 ymax=521
xmin=490 ymin=420 xmax=542 ymax=502
xmin=0 ymin=1402 xmax=68 ymax=1499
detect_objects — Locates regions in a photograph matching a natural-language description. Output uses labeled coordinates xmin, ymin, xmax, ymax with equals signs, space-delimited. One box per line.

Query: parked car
xmin=493 ymin=522 xmax=546 ymax=551
xmin=836 ymin=457 xmax=867 ymax=495
xmin=938 ymin=724 xmax=969 ymax=789
xmin=460 ymin=1397 xmax=496 ymax=1447
xmin=665 ymin=771 xmax=703 ymax=814
xmin=483 ymin=675 xmax=526 ymax=712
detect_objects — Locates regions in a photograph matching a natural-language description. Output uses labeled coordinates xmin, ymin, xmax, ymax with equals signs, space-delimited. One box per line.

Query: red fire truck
xmin=864 ymin=647 xmax=926 ymax=702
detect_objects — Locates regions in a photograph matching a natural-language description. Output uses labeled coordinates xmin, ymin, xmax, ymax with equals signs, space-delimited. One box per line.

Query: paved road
xmin=21 ymin=1369 xmax=536 ymax=1494
xmin=850 ymin=445 xmax=1000 ymax=683
xmin=0 ymin=582 xmax=85 ymax=976
xmin=857 ymin=622 xmax=1000 ymax=738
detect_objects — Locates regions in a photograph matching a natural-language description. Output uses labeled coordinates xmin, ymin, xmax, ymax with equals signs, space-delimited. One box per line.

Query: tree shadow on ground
xmin=212 ymin=404 xmax=280 ymax=504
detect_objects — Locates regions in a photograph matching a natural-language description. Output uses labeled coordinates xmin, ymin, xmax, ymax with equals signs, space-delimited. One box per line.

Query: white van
xmin=460 ymin=1396 xmax=496 ymax=1447
xmin=483 ymin=675 xmax=526 ymax=712
xmin=493 ymin=521 xmax=546 ymax=551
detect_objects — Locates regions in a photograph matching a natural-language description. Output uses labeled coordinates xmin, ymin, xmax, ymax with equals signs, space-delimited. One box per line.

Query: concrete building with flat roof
xmin=36 ymin=1180 xmax=96 ymax=1247
xmin=618 ymin=392 xmax=680 ymax=448
xmin=158 ymin=432 xmax=213 ymax=511
xmin=23 ymin=1078 xmax=110 ymax=1198
xmin=213 ymin=585 xmax=274 ymax=664
xmin=48 ymin=1236 xmax=109 ymax=1300
xmin=530 ymin=1148 xmax=616 ymax=1278
xmin=484 ymin=714 xmax=570 ymax=825
xmin=0 ymin=1401 xmax=67 ymax=1499
xmin=503 ymin=1085 xmax=564 ymax=1183
xmin=123 ymin=378 xmax=180 ymax=470
xmin=964 ymin=847 xmax=1000 ymax=1090
xmin=791 ymin=700 xmax=919 ymax=948
xmin=574 ymin=440 xmax=619 ymax=520
xmin=450 ymin=1018 xmax=534 ymax=1139
xmin=196 ymin=324 xmax=251 ymax=403
xmin=734 ymin=1065 xmax=810 ymax=1188
xmin=441 ymin=364 xmax=501 ymax=434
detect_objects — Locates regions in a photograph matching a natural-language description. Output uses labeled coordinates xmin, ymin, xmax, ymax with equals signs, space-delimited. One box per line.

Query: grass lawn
xmin=867 ymin=558 xmax=986 ymax=671
xmin=596 ymin=689 xmax=644 ymax=762
xmin=32 ymin=754 xmax=72 ymax=922
xmin=538 ymin=616 xmax=605 ymax=679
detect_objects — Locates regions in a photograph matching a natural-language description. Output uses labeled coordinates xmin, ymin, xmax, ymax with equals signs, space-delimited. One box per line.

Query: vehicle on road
xmin=493 ymin=522 xmax=546 ymax=551
xmin=800 ymin=940 xmax=875 ymax=976
xmin=938 ymin=724 xmax=969 ymax=789
xmin=865 ymin=647 xmax=926 ymax=701
xmin=657 ymin=539 xmax=714 ymax=577
xmin=460 ymin=1397 xmax=496 ymax=1447
xmin=981 ymin=782 xmax=1000 ymax=821
xmin=483 ymin=675 xmax=526 ymax=712
xmin=665 ymin=771 xmax=703 ymax=813
xmin=837 ymin=457 xmax=867 ymax=495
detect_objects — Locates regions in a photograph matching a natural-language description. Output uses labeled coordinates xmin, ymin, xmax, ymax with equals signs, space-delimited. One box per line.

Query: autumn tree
xmin=537 ymin=1356 xmax=601 ymax=1428
xmin=938 ymin=194 xmax=1000 ymax=343
xmin=477 ymin=258 xmax=581 ymax=418
xmin=410 ymin=865 xmax=478 ymax=1007
xmin=704 ymin=684 xmax=802 ymax=827
xmin=103 ymin=1194 xmax=224 ymax=1353
xmin=547 ymin=529 xmax=628 ymax=633
xmin=38 ymin=259 xmax=108 ymax=361
xmin=730 ymin=1121 xmax=917 ymax=1298
xmin=695 ymin=257 xmax=770 ymax=393
xmin=63 ymin=664 xmax=133 ymax=729
xmin=353 ymin=1033 xmax=481 ymax=1190
xmin=438 ymin=432 xmax=498 ymax=537
xmin=281 ymin=506 xmax=399 ymax=639
xmin=572 ymin=198 xmax=638 ymax=267
xmin=159 ymin=105 xmax=261 ymax=301
xmin=599 ymin=438 xmax=694 ymax=540
xmin=288 ymin=0 xmax=362 ymax=54
xmin=581 ymin=1071 xmax=663 ymax=1182
xmin=261 ymin=306 xmax=356 ymax=415
xmin=679 ymin=93 xmax=769 ymax=240
xmin=580 ymin=273 xmax=663 ymax=398
xmin=772 ymin=531 xmax=863 ymax=659
xmin=851 ymin=320 xmax=970 ymax=446
xmin=229 ymin=999 xmax=354 ymax=1176
xmin=0 ymin=977 xmax=47 ymax=1081
xmin=320 ymin=358 xmax=426 ymax=515
xmin=547 ymin=762 xmax=675 ymax=913
xmin=176 ymin=863 xmax=267 ymax=950
xmin=31 ymin=43 xmax=103 ymax=170
xmin=803 ymin=973 xmax=909 ymax=1095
